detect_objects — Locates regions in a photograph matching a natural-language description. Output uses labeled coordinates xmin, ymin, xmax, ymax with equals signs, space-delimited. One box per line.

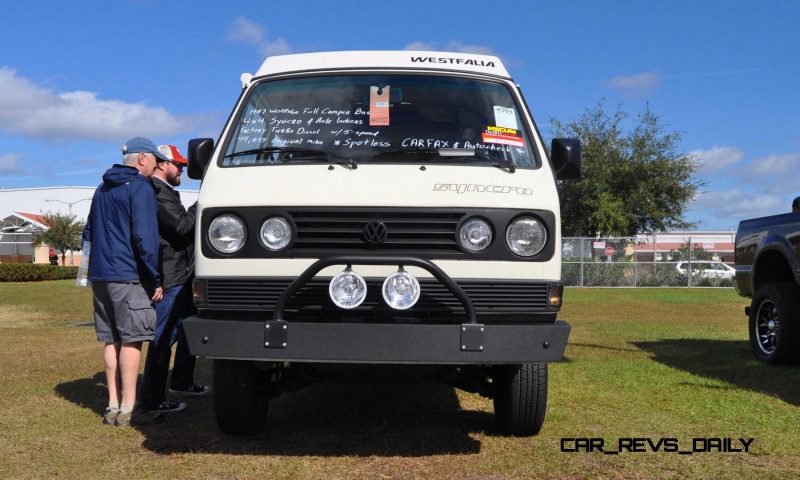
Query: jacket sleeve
xmin=131 ymin=183 xmax=162 ymax=285
xmin=82 ymin=206 xmax=93 ymax=242
xmin=157 ymin=192 xmax=196 ymax=241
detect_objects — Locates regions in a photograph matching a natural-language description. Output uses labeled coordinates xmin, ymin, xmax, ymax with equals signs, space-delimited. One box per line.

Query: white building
xmin=0 ymin=186 xmax=198 ymax=264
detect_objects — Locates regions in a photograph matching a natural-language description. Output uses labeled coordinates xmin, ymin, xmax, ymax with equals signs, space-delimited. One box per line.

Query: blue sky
xmin=1 ymin=0 xmax=798 ymax=231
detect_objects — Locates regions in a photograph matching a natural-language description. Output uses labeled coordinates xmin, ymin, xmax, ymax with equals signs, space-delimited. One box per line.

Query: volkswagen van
xmin=183 ymin=50 xmax=581 ymax=436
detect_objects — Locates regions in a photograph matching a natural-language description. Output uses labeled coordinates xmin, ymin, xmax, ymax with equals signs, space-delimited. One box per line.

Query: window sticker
xmin=482 ymin=126 xmax=524 ymax=148
xmin=486 ymin=126 xmax=517 ymax=135
xmin=493 ymin=106 xmax=518 ymax=130
xmin=369 ymin=85 xmax=390 ymax=126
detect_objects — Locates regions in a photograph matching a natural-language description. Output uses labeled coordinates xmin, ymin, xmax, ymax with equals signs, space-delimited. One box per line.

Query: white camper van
xmin=183 ymin=51 xmax=581 ymax=436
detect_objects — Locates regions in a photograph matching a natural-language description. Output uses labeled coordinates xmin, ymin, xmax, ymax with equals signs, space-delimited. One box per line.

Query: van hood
xmin=198 ymin=164 xmax=559 ymax=210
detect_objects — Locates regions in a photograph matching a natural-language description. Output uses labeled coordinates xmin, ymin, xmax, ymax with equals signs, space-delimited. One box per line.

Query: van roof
xmin=253 ymin=50 xmax=510 ymax=79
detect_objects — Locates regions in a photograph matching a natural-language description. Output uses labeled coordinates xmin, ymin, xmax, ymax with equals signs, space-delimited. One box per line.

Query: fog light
xmin=329 ymin=269 xmax=367 ymax=309
xmin=192 ymin=278 xmax=207 ymax=305
xmin=382 ymin=269 xmax=421 ymax=310
xmin=548 ymin=284 xmax=563 ymax=307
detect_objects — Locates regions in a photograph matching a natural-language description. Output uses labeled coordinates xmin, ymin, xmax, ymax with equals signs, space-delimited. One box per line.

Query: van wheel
xmin=213 ymin=359 xmax=269 ymax=434
xmin=493 ymin=363 xmax=547 ymax=436
xmin=749 ymin=282 xmax=800 ymax=364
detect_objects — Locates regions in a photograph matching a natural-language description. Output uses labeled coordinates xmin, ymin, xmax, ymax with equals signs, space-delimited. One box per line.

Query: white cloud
xmin=691 ymin=189 xmax=786 ymax=220
xmin=689 ymin=146 xmax=745 ymax=173
xmin=0 ymin=153 xmax=22 ymax=174
xmin=226 ymin=16 xmax=265 ymax=44
xmin=259 ymin=38 xmax=292 ymax=57
xmin=0 ymin=67 xmax=205 ymax=142
xmin=736 ymin=152 xmax=800 ymax=194
xmin=403 ymin=41 xmax=437 ymax=51
xmin=741 ymin=152 xmax=800 ymax=179
xmin=608 ymin=72 xmax=659 ymax=97
xmin=226 ymin=16 xmax=292 ymax=57
xmin=444 ymin=41 xmax=496 ymax=56
xmin=403 ymin=41 xmax=497 ymax=56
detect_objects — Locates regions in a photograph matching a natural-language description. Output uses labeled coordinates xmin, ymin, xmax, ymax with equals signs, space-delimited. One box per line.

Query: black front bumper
xmin=186 ymin=255 xmax=569 ymax=364
xmin=183 ymin=317 xmax=570 ymax=364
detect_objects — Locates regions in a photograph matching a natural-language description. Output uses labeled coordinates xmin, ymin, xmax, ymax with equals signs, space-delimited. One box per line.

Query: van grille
xmin=288 ymin=210 xmax=463 ymax=253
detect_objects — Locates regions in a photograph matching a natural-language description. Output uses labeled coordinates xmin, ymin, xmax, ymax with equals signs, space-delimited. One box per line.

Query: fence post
xmin=687 ymin=237 xmax=693 ymax=287
xmin=633 ymin=236 xmax=638 ymax=287
xmin=580 ymin=237 xmax=585 ymax=287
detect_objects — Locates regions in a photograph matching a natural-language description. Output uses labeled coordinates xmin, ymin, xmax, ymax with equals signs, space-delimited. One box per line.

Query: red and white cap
xmin=156 ymin=145 xmax=188 ymax=165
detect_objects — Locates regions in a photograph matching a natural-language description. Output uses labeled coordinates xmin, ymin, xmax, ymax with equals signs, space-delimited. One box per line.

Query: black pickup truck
xmin=735 ymin=197 xmax=800 ymax=364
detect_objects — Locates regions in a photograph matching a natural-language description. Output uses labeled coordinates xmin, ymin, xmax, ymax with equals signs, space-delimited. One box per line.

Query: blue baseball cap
xmin=121 ymin=137 xmax=169 ymax=161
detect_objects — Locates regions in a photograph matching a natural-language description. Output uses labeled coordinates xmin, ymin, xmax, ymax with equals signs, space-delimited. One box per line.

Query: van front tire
xmin=493 ymin=363 xmax=547 ymax=436
xmin=213 ymin=359 xmax=269 ymax=434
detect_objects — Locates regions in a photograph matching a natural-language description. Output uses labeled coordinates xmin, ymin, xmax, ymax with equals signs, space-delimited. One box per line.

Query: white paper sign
xmin=493 ymin=106 xmax=518 ymax=130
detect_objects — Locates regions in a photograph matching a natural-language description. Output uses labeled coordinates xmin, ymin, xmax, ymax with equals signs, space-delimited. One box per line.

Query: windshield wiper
xmin=224 ymin=146 xmax=357 ymax=169
xmin=374 ymin=147 xmax=516 ymax=172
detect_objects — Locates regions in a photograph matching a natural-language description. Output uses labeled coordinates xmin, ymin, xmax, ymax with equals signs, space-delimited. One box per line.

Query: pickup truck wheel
xmin=493 ymin=363 xmax=547 ymax=436
xmin=212 ymin=359 xmax=268 ymax=434
xmin=749 ymin=282 xmax=800 ymax=364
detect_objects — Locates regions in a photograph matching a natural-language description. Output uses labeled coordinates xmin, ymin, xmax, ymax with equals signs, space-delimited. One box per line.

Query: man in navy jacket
xmin=83 ymin=137 xmax=167 ymax=426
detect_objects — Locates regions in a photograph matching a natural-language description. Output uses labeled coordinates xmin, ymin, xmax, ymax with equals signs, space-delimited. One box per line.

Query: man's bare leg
xmin=119 ymin=342 xmax=143 ymax=410
xmin=103 ymin=342 xmax=122 ymax=408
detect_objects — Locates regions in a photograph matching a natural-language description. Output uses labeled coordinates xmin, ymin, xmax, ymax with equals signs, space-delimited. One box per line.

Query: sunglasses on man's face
xmin=159 ymin=160 xmax=184 ymax=171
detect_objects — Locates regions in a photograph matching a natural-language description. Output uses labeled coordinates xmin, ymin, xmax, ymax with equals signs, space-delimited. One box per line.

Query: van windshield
xmin=221 ymin=74 xmax=539 ymax=169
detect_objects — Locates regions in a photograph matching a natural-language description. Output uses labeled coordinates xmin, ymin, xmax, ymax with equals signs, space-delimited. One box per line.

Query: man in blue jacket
xmin=83 ymin=137 xmax=167 ymax=426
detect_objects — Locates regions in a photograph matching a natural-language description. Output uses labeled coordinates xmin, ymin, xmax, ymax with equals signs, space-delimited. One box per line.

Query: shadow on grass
xmin=634 ymin=339 xmax=800 ymax=406
xmin=55 ymin=371 xmax=491 ymax=456
xmin=569 ymin=342 xmax=640 ymax=353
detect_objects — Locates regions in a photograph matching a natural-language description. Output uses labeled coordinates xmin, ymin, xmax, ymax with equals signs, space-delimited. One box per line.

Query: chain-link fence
xmin=562 ymin=233 xmax=736 ymax=287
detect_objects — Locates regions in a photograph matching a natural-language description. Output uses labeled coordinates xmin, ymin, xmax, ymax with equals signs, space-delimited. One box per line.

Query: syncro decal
xmin=433 ymin=183 xmax=533 ymax=195
xmin=410 ymin=56 xmax=496 ymax=67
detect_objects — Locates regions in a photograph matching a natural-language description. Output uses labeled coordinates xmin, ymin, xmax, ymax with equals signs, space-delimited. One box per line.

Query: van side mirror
xmin=187 ymin=138 xmax=214 ymax=180
xmin=551 ymin=138 xmax=581 ymax=180
xmin=793 ymin=196 xmax=800 ymax=213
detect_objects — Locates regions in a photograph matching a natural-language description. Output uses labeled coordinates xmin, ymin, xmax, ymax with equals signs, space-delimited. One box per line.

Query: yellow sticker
xmin=486 ymin=125 xmax=517 ymax=135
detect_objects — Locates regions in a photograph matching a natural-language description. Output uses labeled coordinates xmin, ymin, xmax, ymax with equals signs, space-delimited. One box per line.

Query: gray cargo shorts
xmin=91 ymin=281 xmax=156 ymax=344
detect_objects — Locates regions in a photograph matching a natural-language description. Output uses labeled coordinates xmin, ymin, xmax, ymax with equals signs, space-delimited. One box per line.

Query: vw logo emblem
xmin=363 ymin=221 xmax=388 ymax=245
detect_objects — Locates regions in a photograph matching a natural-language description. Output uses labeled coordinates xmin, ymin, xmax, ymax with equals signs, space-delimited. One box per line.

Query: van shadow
xmin=55 ymin=371 xmax=491 ymax=456
xmin=634 ymin=339 xmax=800 ymax=406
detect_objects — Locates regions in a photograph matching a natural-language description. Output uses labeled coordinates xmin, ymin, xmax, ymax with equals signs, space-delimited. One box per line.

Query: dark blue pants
xmin=140 ymin=283 xmax=196 ymax=408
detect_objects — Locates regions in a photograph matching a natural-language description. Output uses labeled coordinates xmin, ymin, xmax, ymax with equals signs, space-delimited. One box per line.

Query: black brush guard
xmin=183 ymin=256 xmax=570 ymax=364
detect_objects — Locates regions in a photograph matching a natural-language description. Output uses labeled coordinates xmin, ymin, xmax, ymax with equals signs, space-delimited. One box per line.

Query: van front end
xmin=181 ymin=51 xmax=581 ymax=436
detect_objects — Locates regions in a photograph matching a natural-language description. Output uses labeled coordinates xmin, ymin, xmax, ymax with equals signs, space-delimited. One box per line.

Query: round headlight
xmin=329 ymin=269 xmax=367 ymax=309
xmin=208 ymin=215 xmax=246 ymax=254
xmin=506 ymin=216 xmax=547 ymax=256
xmin=459 ymin=218 xmax=492 ymax=252
xmin=382 ymin=270 xmax=421 ymax=310
xmin=260 ymin=217 xmax=292 ymax=250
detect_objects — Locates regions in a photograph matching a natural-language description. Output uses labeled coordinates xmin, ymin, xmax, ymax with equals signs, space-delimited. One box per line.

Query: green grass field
xmin=1 ymin=281 xmax=798 ymax=479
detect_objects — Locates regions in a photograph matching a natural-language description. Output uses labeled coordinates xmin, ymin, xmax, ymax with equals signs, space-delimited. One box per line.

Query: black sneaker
xmin=169 ymin=384 xmax=211 ymax=397
xmin=147 ymin=400 xmax=187 ymax=413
